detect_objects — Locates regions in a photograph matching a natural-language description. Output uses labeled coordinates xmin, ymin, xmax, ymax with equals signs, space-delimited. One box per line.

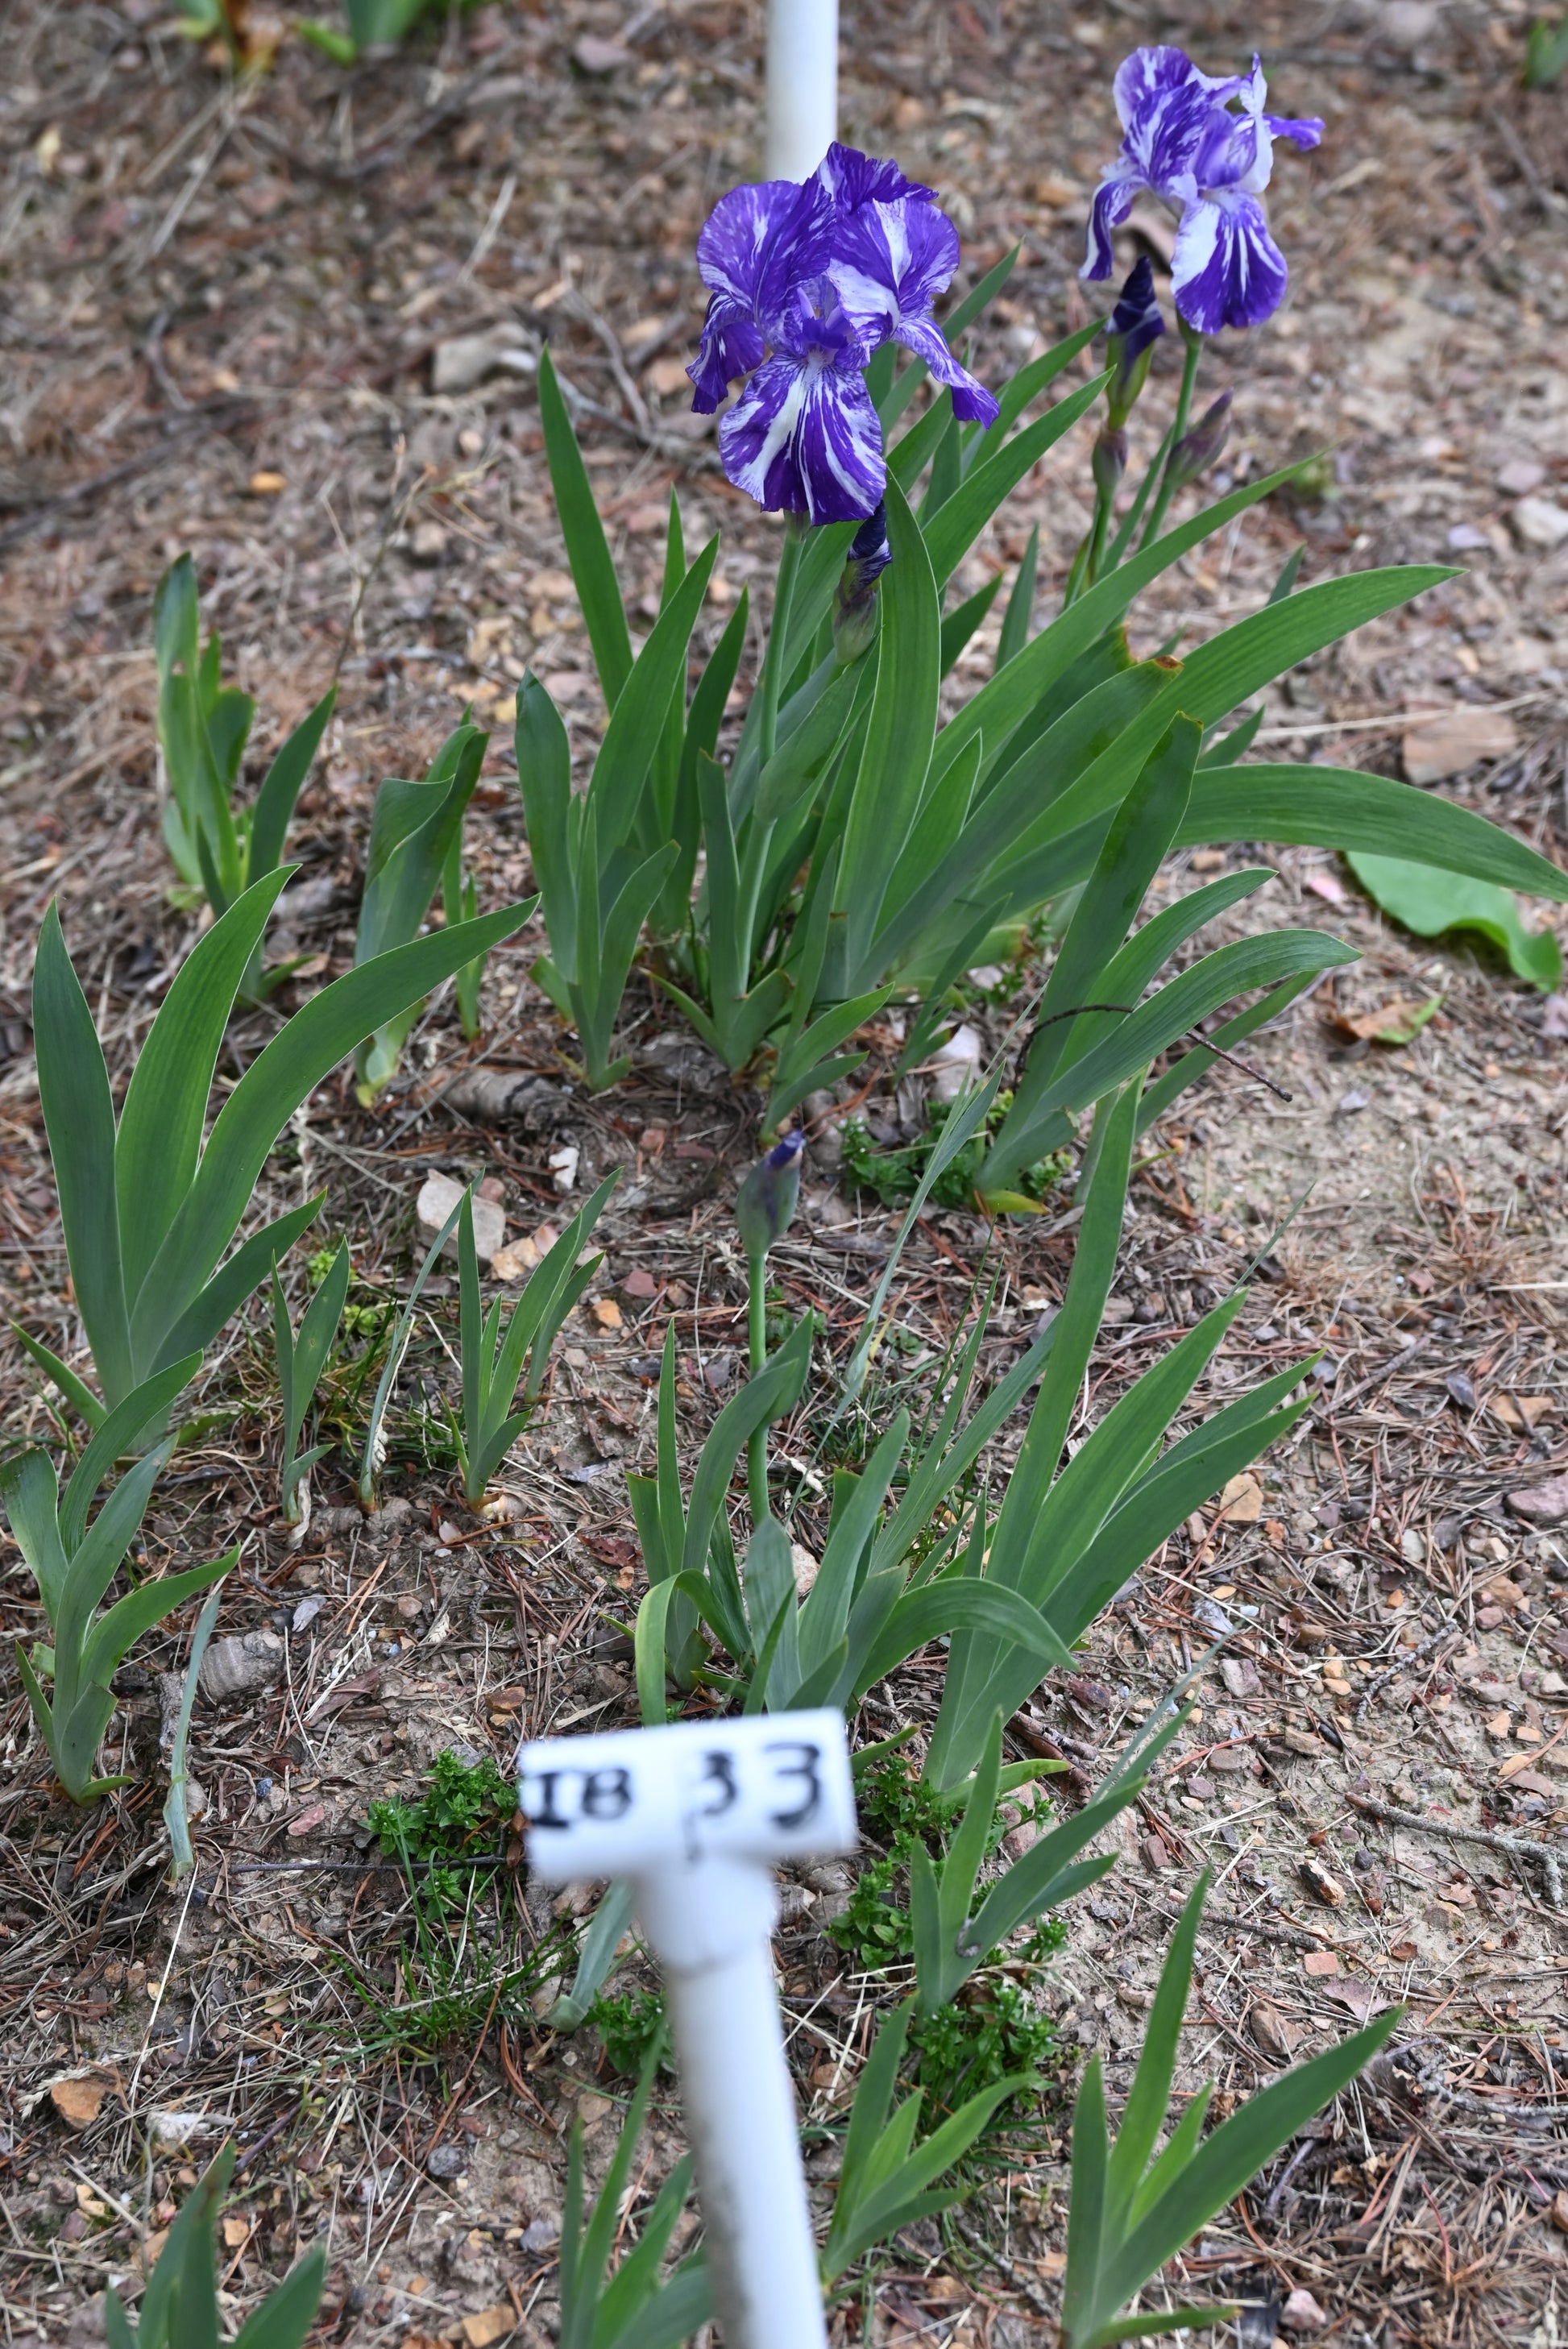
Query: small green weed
xmin=830 ymin=1755 xmax=1056 ymax=1978
xmin=367 ymin=1745 xmax=517 ymax=1908
xmin=337 ymin=1749 xmax=563 ymax=2061
xmin=841 ymin=1098 xmax=1068 ymax=1214
xmin=909 ymin=1978 xmax=1060 ymax=2124
xmin=590 ymin=1987 xmax=673 ymax=2079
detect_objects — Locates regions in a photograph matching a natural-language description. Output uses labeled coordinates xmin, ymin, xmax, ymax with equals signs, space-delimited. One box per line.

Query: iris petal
xmin=719 ymin=353 xmax=886 ymax=524
xmin=1171 ymin=192 xmax=1288 ymax=334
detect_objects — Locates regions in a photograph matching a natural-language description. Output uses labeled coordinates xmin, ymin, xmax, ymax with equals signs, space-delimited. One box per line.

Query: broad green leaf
xmin=515 ymin=674 xmax=579 ymax=984
xmin=248 ymin=689 xmax=336 ymax=879
xmin=116 ymin=869 xmax=292 ymax=1305
xmin=836 ymin=477 xmax=941 ymax=971
xmin=590 ymin=537 xmax=717 ymax=853
xmin=33 ymin=904 xmax=132 ymax=1402
xmin=129 ymin=903 xmax=533 ymax=1372
xmin=1346 ymin=852 xmax=1562 ymax=989
xmin=1181 ymin=763 xmax=1568 ymax=900
xmin=537 ymin=347 xmax=633 ymax=707
xmin=159 ymin=1195 xmax=325 ymax=1375
xmin=0 ymin=1449 xmax=68 ymax=1625
xmin=61 ymin=1355 xmax=201 ymax=1552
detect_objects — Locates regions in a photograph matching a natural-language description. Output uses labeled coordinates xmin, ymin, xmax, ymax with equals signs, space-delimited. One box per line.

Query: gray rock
xmin=199 ymin=1631 xmax=284 ymax=1703
xmin=431 ymin=325 xmax=538 ymax=395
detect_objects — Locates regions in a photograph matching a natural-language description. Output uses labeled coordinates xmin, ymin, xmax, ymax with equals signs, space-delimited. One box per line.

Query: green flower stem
xmin=757 ymin=516 xmax=803 ymax=773
xmin=1139 ymin=321 xmax=1203 ymax=552
xmin=747 ymin=1247 xmax=769 ymax=1522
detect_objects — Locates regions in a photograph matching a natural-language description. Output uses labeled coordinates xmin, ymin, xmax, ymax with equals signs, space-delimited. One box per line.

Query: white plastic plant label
xmin=516 ymin=1708 xmax=857 ymax=1884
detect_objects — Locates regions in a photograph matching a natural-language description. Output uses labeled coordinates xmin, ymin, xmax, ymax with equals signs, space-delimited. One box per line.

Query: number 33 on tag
xmin=516 ymin=1708 xmax=857 ymax=1885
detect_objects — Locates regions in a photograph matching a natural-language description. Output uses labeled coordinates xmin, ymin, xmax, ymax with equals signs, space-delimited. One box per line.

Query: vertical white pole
xmin=765 ymin=0 xmax=839 ymax=181
xmin=640 ymin=1857 xmax=828 ymax=2349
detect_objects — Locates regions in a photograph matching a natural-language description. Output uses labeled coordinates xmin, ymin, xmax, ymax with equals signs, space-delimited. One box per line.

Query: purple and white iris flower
xmin=689 ymin=143 xmax=999 ymax=525
xmin=1082 ymin=48 xmax=1322 ymax=335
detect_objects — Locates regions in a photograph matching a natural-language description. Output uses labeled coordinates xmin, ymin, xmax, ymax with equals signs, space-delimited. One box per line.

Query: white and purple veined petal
xmin=829 ymin=196 xmax=999 ymax=425
xmin=1083 ymin=161 xmax=1143 ymax=282
xmin=1171 ymin=190 xmax=1288 ymax=334
xmin=1112 ymin=43 xmax=1242 ymax=130
xmin=689 ymin=175 xmax=838 ymax=408
xmin=814 ymin=141 xmax=936 ymax=212
xmin=881 ymin=315 xmax=1001 ymax=425
xmin=719 ymin=349 xmax=886 ymax=525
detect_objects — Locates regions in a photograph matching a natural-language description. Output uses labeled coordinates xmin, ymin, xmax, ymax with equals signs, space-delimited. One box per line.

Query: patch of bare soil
xmin=2 ymin=2 xmax=1567 ymax=2345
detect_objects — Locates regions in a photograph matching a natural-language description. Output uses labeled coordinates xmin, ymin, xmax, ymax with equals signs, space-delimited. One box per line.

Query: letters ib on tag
xmin=516 ymin=1708 xmax=857 ymax=1883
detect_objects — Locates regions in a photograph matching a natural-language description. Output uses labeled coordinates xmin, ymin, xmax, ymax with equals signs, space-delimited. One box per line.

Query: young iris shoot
xmin=22 ymin=877 xmax=529 ymax=1427
xmin=453 ymin=1173 xmax=618 ymax=1504
xmin=103 ymin=2143 xmax=324 ymax=2349
xmin=1 ymin=1355 xmax=233 ymax=1803
xmin=271 ymin=1239 xmax=351 ymax=1527
xmin=1061 ymin=1875 xmax=1400 ymax=2349
xmin=152 ymin=554 xmax=336 ymax=1003
xmin=353 ymin=723 xmax=488 ymax=1102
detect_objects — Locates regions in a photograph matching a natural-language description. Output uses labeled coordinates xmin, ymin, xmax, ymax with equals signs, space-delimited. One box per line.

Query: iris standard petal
xmin=815 ymin=141 xmax=936 ymax=210
xmin=830 ymin=195 xmax=961 ymax=342
xmin=1171 ymin=191 xmax=1288 ymax=334
xmin=695 ymin=176 xmax=837 ymax=338
xmin=1113 ymin=44 xmax=1239 ymax=131
xmin=719 ymin=352 xmax=886 ymax=523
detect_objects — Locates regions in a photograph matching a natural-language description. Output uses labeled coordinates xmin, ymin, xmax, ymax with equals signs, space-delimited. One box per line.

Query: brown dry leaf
xmin=1489 ymin=1394 xmax=1555 ymax=1432
xmin=1552 ymin=2189 xmax=1568 ymax=2235
xmin=1401 ymin=705 xmax=1520 ymax=784
xmin=222 ymin=2215 xmax=250 ymax=2248
xmin=1484 ymin=1708 xmax=1513 ymax=1737
xmin=1251 ymin=2002 xmax=1301 ymax=2064
xmin=1218 ymin=1471 xmax=1263 ymax=1525
xmin=460 ymin=2309 xmax=514 ymax=2347
xmin=590 ymin=1297 xmax=623 ymax=1331
xmin=49 ymin=2070 xmax=117 ymax=2130
xmin=1329 ymin=994 xmax=1443 ymax=1046
xmin=247 ymin=469 xmax=286 ymax=496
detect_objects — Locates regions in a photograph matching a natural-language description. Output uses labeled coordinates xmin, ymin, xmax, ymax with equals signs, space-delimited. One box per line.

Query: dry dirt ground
xmin=3 ymin=1 xmax=1568 ymax=2344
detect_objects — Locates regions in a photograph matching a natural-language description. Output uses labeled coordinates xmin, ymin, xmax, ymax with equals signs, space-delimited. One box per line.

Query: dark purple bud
xmin=736 ymin=1131 xmax=806 ymax=1257
xmin=1168 ymin=390 xmax=1233 ymax=491
xmin=1105 ymin=256 xmax=1165 ymax=427
xmin=832 ymin=500 xmax=891 ymax=664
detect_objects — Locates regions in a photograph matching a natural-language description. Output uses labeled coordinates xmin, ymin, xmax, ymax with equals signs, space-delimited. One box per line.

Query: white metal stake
xmin=517 ymin=1710 xmax=857 ymax=2349
xmin=765 ymin=0 xmax=839 ymax=181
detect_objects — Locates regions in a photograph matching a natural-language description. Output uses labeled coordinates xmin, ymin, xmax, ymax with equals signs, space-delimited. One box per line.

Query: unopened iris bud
xmin=1092 ymin=425 xmax=1128 ymax=503
xmin=1167 ymin=389 xmax=1232 ymax=492
xmin=1105 ymin=255 xmax=1165 ymax=427
xmin=736 ymin=1131 xmax=806 ymax=1258
xmin=832 ymin=501 xmax=891 ymax=665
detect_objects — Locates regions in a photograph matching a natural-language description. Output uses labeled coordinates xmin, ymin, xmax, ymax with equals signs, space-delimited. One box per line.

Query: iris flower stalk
xmin=1066 ymin=257 xmax=1165 ymax=604
xmin=1078 ymin=45 xmax=1321 ymax=558
xmin=734 ymin=1131 xmax=805 ymax=1520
